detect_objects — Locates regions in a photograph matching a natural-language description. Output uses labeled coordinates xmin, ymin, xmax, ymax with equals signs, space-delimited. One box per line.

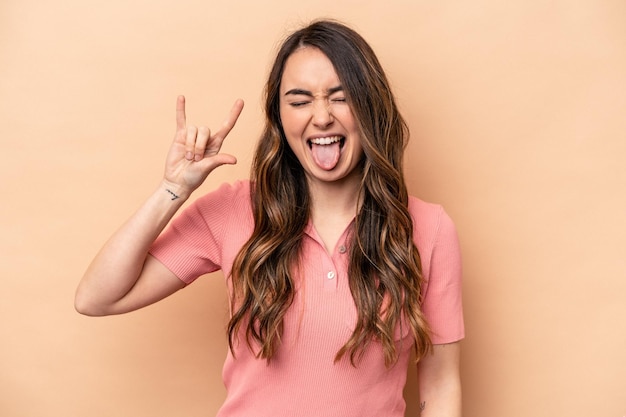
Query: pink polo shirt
xmin=150 ymin=180 xmax=464 ymax=417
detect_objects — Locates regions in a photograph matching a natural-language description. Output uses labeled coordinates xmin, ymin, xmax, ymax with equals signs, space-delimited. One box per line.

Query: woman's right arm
xmin=74 ymin=96 xmax=244 ymax=316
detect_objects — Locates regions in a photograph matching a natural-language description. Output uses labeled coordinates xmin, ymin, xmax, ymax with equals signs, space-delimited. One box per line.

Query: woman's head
xmin=278 ymin=45 xmax=364 ymax=185
xmin=260 ymin=19 xmax=409 ymax=185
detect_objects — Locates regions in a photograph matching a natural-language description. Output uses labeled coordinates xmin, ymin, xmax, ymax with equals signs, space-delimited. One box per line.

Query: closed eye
xmin=289 ymin=101 xmax=311 ymax=107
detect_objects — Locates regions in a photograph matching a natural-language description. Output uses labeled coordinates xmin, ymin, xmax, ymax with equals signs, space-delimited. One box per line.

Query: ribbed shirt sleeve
xmin=419 ymin=206 xmax=465 ymax=344
xmin=149 ymin=181 xmax=247 ymax=285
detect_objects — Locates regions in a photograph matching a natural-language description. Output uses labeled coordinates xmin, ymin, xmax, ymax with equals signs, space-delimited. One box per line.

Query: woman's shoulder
xmin=205 ymin=178 xmax=251 ymax=196
xmin=407 ymin=195 xmax=458 ymax=245
xmin=408 ymin=195 xmax=445 ymax=223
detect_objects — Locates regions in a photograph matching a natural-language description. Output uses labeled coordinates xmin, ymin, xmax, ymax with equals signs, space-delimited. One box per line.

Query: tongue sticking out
xmin=311 ymin=141 xmax=341 ymax=171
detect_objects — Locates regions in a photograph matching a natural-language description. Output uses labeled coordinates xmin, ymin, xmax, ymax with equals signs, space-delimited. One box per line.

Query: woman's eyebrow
xmin=284 ymin=88 xmax=313 ymax=97
xmin=284 ymin=86 xmax=344 ymax=97
xmin=327 ymin=86 xmax=344 ymax=95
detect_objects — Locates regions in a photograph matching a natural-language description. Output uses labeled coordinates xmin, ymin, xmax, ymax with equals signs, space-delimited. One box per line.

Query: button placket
xmin=323 ymin=264 xmax=338 ymax=289
xmin=323 ymin=239 xmax=348 ymax=290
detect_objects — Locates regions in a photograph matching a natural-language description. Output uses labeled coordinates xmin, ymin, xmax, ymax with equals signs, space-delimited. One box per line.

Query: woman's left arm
xmin=417 ymin=342 xmax=462 ymax=417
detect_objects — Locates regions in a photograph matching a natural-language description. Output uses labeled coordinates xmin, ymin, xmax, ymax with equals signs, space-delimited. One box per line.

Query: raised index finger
xmin=176 ymin=95 xmax=186 ymax=130
xmin=214 ymin=99 xmax=245 ymax=139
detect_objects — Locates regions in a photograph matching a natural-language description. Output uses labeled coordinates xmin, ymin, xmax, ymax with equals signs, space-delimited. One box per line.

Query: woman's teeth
xmin=309 ymin=136 xmax=343 ymax=145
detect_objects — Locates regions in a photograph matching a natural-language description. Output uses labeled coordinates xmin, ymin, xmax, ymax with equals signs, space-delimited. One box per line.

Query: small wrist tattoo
xmin=419 ymin=401 xmax=426 ymax=413
xmin=165 ymin=189 xmax=180 ymax=201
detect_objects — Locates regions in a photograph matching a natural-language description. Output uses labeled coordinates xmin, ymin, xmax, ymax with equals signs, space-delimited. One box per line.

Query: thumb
xmin=198 ymin=153 xmax=238 ymax=173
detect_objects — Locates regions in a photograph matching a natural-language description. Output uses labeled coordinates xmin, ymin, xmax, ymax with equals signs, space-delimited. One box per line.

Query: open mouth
xmin=307 ymin=135 xmax=346 ymax=171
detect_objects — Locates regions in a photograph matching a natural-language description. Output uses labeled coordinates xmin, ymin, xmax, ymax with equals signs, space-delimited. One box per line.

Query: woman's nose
xmin=311 ymin=99 xmax=334 ymax=128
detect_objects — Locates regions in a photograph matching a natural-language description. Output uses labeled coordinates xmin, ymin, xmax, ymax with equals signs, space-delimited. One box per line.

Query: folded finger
xmin=194 ymin=126 xmax=211 ymax=161
xmin=185 ymin=125 xmax=198 ymax=161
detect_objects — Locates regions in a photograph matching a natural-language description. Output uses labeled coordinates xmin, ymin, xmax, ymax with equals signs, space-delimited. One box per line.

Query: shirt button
xmin=327 ymin=271 xmax=336 ymax=280
xmin=338 ymin=245 xmax=347 ymax=254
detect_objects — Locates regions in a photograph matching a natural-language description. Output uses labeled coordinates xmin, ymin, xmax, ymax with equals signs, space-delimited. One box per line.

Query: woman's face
xmin=279 ymin=47 xmax=363 ymax=186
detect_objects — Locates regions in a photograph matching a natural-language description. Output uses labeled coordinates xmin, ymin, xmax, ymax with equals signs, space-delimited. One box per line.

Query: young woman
xmin=76 ymin=20 xmax=464 ymax=417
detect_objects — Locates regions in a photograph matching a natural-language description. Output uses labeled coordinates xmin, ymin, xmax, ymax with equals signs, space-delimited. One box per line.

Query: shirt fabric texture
xmin=150 ymin=180 xmax=464 ymax=417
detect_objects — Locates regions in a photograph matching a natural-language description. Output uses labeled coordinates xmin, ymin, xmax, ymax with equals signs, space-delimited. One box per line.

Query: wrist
xmin=159 ymin=180 xmax=192 ymax=203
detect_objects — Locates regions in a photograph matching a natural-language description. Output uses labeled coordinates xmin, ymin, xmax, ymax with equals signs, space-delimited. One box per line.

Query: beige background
xmin=1 ymin=1 xmax=625 ymax=416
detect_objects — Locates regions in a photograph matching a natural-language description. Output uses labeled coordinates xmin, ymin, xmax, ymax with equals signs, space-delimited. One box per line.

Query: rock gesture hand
xmin=163 ymin=95 xmax=244 ymax=197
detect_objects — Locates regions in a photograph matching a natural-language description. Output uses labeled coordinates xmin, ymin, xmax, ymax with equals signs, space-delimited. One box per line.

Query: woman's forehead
xmin=280 ymin=47 xmax=340 ymax=92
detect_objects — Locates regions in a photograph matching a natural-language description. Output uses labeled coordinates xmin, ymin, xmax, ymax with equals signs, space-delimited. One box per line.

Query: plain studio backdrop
xmin=1 ymin=1 xmax=624 ymax=416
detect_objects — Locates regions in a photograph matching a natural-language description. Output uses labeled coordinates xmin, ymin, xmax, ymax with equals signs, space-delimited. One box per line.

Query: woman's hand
xmin=163 ymin=95 xmax=244 ymax=197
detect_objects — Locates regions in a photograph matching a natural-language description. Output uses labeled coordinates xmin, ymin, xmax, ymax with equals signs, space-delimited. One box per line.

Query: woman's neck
xmin=306 ymin=172 xmax=362 ymax=252
xmin=308 ymin=173 xmax=361 ymax=216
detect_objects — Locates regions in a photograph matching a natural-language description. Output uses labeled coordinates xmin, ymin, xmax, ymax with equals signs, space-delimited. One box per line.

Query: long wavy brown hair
xmin=228 ymin=20 xmax=432 ymax=366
